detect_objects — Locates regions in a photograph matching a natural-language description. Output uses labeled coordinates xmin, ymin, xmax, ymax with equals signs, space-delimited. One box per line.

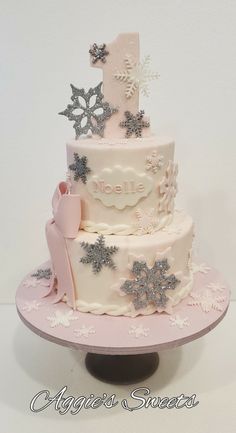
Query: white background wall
xmin=0 ymin=0 xmax=235 ymax=303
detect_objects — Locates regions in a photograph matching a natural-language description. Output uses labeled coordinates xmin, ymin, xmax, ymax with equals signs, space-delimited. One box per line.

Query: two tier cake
xmin=44 ymin=33 xmax=194 ymax=317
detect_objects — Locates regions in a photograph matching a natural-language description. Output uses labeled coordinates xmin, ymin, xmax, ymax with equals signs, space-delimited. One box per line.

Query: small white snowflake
xmin=145 ymin=151 xmax=164 ymax=173
xmin=23 ymin=279 xmax=40 ymax=288
xmin=66 ymin=169 xmax=72 ymax=190
xmin=207 ymin=282 xmax=226 ymax=293
xmin=191 ymin=262 xmax=211 ymax=274
xmin=162 ymin=224 xmax=182 ymax=235
xmin=159 ymin=161 xmax=178 ymax=213
xmin=23 ymin=278 xmax=49 ymax=288
xmin=114 ymin=55 xmax=159 ymax=99
xmin=47 ymin=310 xmax=78 ymax=328
xmin=74 ymin=325 xmax=96 ymax=338
xmin=188 ymin=290 xmax=225 ymax=313
xmin=169 ymin=314 xmax=189 ymax=329
xmin=22 ymin=300 xmax=41 ymax=312
xmin=129 ymin=324 xmax=150 ymax=338
xmin=135 ymin=208 xmax=158 ymax=235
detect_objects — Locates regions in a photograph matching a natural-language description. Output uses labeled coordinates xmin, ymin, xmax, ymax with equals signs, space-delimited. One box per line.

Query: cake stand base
xmin=16 ymin=260 xmax=230 ymax=383
xmin=85 ymin=352 xmax=159 ymax=384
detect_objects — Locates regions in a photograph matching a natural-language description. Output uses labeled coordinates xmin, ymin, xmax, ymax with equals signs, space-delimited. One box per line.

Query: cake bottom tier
xmin=66 ymin=211 xmax=194 ymax=317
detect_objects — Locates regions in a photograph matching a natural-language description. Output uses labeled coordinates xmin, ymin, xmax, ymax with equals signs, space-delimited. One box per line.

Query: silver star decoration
xmin=59 ymin=82 xmax=117 ymax=138
xmin=120 ymin=110 xmax=150 ymax=138
xmin=31 ymin=268 xmax=52 ymax=280
xmin=69 ymin=152 xmax=91 ymax=183
xmin=120 ymin=258 xmax=180 ymax=310
xmin=80 ymin=235 xmax=118 ymax=274
xmin=89 ymin=43 xmax=109 ymax=63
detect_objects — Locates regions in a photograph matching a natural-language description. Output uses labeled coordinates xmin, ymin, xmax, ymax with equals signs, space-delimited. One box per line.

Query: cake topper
xmin=69 ymin=153 xmax=91 ymax=184
xmin=90 ymin=33 xmax=140 ymax=138
xmin=89 ymin=43 xmax=109 ymax=64
xmin=119 ymin=109 xmax=150 ymax=138
xmin=114 ymin=54 xmax=159 ymax=99
xmin=59 ymin=82 xmax=117 ymax=138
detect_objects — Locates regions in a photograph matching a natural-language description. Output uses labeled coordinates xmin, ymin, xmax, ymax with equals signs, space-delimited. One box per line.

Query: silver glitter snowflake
xmin=114 ymin=55 xmax=159 ymax=99
xmin=80 ymin=235 xmax=118 ymax=274
xmin=120 ymin=110 xmax=150 ymax=138
xmin=89 ymin=43 xmax=109 ymax=63
xmin=120 ymin=259 xmax=180 ymax=310
xmin=59 ymin=82 xmax=117 ymax=138
xmin=31 ymin=268 xmax=52 ymax=280
xmin=69 ymin=152 xmax=91 ymax=184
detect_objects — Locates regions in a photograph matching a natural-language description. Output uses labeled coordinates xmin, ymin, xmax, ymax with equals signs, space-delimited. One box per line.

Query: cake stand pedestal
xmin=16 ymin=261 xmax=230 ymax=384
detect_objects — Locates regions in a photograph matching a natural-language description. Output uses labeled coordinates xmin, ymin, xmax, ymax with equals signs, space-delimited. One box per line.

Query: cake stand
xmin=16 ymin=261 xmax=230 ymax=384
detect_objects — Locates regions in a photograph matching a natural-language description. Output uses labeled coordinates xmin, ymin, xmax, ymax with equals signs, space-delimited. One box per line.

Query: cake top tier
xmin=59 ymin=33 xmax=159 ymax=140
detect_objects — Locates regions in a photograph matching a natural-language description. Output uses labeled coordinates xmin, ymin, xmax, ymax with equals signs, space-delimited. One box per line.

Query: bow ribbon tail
xmin=45 ymin=219 xmax=76 ymax=309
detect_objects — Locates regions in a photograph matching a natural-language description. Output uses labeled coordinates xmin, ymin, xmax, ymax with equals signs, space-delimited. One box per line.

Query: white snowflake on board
xmin=145 ymin=150 xmax=164 ymax=173
xmin=191 ymin=262 xmax=211 ymax=274
xmin=114 ymin=55 xmax=159 ymax=99
xmin=23 ymin=278 xmax=49 ymax=288
xmin=74 ymin=325 xmax=96 ymax=338
xmin=159 ymin=161 xmax=178 ymax=213
xmin=22 ymin=300 xmax=41 ymax=312
xmin=188 ymin=290 xmax=225 ymax=313
xmin=169 ymin=314 xmax=190 ymax=329
xmin=129 ymin=324 xmax=150 ymax=338
xmin=47 ymin=310 xmax=78 ymax=328
xmin=135 ymin=208 xmax=158 ymax=235
xmin=207 ymin=282 xmax=226 ymax=293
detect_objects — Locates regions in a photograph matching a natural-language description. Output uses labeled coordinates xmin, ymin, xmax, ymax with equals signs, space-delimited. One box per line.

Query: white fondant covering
xmin=67 ymin=135 xmax=175 ymax=235
xmin=66 ymin=211 xmax=194 ymax=317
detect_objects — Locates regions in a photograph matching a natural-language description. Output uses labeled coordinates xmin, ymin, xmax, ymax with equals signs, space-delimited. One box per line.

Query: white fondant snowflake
xmin=129 ymin=324 xmax=150 ymax=338
xmin=23 ymin=278 xmax=49 ymax=288
xmin=188 ymin=290 xmax=225 ymax=313
xmin=22 ymin=300 xmax=41 ymax=312
xmin=207 ymin=282 xmax=226 ymax=293
xmin=169 ymin=314 xmax=189 ymax=329
xmin=114 ymin=55 xmax=159 ymax=99
xmin=74 ymin=325 xmax=95 ymax=338
xmin=162 ymin=224 xmax=182 ymax=235
xmin=159 ymin=161 xmax=178 ymax=213
xmin=23 ymin=279 xmax=40 ymax=288
xmin=47 ymin=310 xmax=78 ymax=328
xmin=191 ymin=262 xmax=211 ymax=274
xmin=135 ymin=208 xmax=158 ymax=235
xmin=145 ymin=151 xmax=164 ymax=173
xmin=66 ymin=169 xmax=72 ymax=191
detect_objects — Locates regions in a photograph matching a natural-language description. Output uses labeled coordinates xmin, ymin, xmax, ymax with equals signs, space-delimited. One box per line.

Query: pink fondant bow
xmin=43 ymin=182 xmax=81 ymax=309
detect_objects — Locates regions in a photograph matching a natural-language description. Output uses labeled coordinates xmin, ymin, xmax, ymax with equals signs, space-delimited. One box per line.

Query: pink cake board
xmin=16 ymin=261 xmax=230 ymax=356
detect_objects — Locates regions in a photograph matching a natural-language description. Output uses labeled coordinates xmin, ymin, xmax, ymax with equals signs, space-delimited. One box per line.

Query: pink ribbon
xmin=43 ymin=182 xmax=81 ymax=309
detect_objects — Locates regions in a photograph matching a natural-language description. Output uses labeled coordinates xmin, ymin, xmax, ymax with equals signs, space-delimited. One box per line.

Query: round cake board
xmin=16 ymin=261 xmax=230 ymax=384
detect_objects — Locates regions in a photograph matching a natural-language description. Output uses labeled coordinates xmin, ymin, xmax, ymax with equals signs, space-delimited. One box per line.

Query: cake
xmin=44 ymin=33 xmax=194 ymax=317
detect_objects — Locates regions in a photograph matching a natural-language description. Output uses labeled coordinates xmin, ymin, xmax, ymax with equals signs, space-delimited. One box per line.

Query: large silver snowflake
xmin=59 ymin=82 xmax=117 ymax=138
xmin=114 ymin=55 xmax=159 ymax=99
xmin=120 ymin=110 xmax=150 ymax=138
xmin=120 ymin=259 xmax=180 ymax=310
xmin=89 ymin=43 xmax=109 ymax=63
xmin=80 ymin=235 xmax=118 ymax=274
xmin=69 ymin=152 xmax=91 ymax=184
